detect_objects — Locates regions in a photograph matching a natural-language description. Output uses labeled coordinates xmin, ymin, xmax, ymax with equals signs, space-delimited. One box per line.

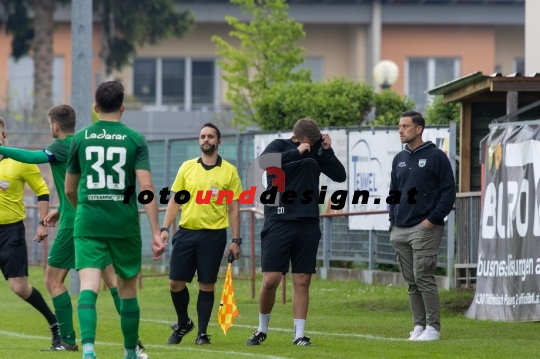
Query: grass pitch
xmin=1 ymin=267 xmax=538 ymax=359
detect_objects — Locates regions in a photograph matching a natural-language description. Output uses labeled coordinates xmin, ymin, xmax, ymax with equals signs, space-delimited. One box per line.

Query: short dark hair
xmin=48 ymin=105 xmax=76 ymax=132
xmin=95 ymin=81 xmax=124 ymax=113
xmin=401 ymin=110 xmax=425 ymax=130
xmin=201 ymin=122 xmax=221 ymax=139
xmin=293 ymin=118 xmax=321 ymax=143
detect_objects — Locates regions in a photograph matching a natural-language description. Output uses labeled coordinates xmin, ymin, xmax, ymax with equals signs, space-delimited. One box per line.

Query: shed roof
xmin=427 ymin=72 xmax=540 ymax=103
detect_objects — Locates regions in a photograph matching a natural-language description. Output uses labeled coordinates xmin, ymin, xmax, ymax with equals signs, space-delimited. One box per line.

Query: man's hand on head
xmin=297 ymin=142 xmax=311 ymax=155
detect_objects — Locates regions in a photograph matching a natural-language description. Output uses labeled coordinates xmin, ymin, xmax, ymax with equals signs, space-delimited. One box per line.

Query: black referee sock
xmin=197 ymin=290 xmax=214 ymax=336
xmin=171 ymin=287 xmax=190 ymax=326
xmin=25 ymin=287 xmax=57 ymax=325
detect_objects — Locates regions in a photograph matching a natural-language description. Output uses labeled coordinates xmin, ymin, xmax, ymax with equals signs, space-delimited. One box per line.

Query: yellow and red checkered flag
xmin=217 ymin=252 xmax=239 ymax=335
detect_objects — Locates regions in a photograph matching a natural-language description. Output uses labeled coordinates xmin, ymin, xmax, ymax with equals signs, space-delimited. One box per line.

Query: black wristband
xmin=160 ymin=227 xmax=169 ymax=233
xmin=39 ymin=220 xmax=45 ymax=226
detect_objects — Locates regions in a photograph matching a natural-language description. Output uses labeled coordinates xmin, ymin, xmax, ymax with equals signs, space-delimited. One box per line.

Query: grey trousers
xmin=390 ymin=222 xmax=444 ymax=331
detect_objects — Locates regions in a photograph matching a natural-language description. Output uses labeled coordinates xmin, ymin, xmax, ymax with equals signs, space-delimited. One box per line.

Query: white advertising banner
xmin=348 ymin=128 xmax=450 ymax=230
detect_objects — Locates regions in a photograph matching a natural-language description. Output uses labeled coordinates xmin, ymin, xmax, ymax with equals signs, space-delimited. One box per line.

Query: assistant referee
xmin=161 ymin=123 xmax=243 ymax=346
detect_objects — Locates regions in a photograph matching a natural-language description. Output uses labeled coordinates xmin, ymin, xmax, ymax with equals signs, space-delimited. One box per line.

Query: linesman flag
xmin=217 ymin=252 xmax=239 ymax=335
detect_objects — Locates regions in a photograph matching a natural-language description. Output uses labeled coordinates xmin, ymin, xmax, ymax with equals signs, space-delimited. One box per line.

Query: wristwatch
xmin=232 ymin=238 xmax=242 ymax=245
xmin=160 ymin=227 xmax=169 ymax=233
xmin=39 ymin=220 xmax=45 ymax=226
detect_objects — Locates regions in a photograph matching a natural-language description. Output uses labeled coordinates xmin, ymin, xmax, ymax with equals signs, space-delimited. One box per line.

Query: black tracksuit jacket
xmin=389 ymin=141 xmax=456 ymax=228
xmin=262 ymin=138 xmax=347 ymax=222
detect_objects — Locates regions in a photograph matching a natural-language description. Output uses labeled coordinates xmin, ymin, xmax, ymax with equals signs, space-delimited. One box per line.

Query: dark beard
xmin=200 ymin=144 xmax=216 ymax=155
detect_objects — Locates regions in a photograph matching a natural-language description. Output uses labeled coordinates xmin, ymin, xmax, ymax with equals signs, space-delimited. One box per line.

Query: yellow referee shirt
xmin=171 ymin=156 xmax=243 ymax=230
xmin=0 ymin=158 xmax=49 ymax=225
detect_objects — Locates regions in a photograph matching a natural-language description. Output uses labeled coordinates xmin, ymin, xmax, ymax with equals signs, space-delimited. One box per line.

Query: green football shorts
xmin=74 ymin=236 xmax=141 ymax=279
xmin=49 ymin=229 xmax=112 ymax=270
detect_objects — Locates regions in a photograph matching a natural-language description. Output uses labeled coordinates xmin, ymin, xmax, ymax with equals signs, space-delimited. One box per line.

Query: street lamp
xmin=373 ymin=60 xmax=399 ymax=90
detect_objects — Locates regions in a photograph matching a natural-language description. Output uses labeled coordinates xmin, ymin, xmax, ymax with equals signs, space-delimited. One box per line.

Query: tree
xmin=424 ymin=95 xmax=461 ymax=125
xmin=212 ymin=0 xmax=310 ymax=128
xmin=96 ymin=0 xmax=194 ymax=75
xmin=0 ymin=0 xmax=194 ymax=120
xmin=1 ymin=0 xmax=58 ymax=120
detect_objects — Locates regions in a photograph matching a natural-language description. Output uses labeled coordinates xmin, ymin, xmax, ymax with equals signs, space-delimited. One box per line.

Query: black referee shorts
xmin=261 ymin=219 xmax=321 ymax=274
xmin=0 ymin=221 xmax=28 ymax=280
xmin=169 ymin=226 xmax=227 ymax=284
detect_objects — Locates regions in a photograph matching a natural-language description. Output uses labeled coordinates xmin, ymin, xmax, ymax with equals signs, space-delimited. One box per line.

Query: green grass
xmin=1 ymin=267 xmax=538 ymax=358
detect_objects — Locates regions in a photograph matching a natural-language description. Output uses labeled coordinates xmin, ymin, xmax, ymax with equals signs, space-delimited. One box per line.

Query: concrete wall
xmin=381 ymin=25 xmax=496 ymax=96
xmin=525 ymin=0 xmax=540 ymax=74
xmin=494 ymin=26 xmax=525 ymax=75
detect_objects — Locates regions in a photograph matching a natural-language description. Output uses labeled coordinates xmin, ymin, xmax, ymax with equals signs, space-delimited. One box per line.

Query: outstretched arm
xmin=0 ymin=147 xmax=51 ymax=164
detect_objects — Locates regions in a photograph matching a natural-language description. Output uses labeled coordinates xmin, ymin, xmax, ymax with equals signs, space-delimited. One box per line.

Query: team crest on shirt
xmin=418 ymin=159 xmax=427 ymax=167
xmin=211 ymin=186 xmax=219 ymax=197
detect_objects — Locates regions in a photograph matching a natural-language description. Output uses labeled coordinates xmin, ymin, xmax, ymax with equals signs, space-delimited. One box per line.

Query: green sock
xmin=78 ymin=290 xmax=98 ymax=345
xmin=120 ymin=297 xmax=140 ymax=349
xmin=52 ymin=291 xmax=76 ymax=346
xmin=110 ymin=287 xmax=121 ymax=315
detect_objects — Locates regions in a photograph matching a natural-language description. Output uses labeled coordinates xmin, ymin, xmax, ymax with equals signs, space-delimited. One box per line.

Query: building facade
xmin=0 ymin=0 xmax=526 ymax=115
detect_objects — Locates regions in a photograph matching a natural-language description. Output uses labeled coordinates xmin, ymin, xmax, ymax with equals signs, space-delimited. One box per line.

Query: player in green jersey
xmin=65 ymin=81 xmax=164 ymax=359
xmin=0 ymin=105 xmax=145 ymax=352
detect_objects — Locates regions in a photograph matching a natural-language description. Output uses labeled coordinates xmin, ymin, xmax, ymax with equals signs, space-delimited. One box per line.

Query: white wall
xmin=525 ymin=0 xmax=540 ymax=74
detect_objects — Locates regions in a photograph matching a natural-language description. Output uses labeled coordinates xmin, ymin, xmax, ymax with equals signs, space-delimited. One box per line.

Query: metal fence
xmin=455 ymin=192 xmax=481 ymax=264
xmin=24 ymin=131 xmax=451 ymax=272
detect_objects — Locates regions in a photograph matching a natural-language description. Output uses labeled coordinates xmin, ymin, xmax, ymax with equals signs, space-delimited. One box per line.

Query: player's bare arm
xmin=65 ymin=172 xmax=81 ymax=209
xmin=136 ymin=169 xmax=165 ymax=260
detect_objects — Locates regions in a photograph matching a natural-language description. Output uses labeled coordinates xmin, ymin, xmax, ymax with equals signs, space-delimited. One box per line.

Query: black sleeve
xmin=262 ymin=139 xmax=302 ymax=165
xmin=389 ymin=156 xmax=398 ymax=228
xmin=318 ymin=147 xmax=346 ymax=183
xmin=426 ymin=153 xmax=456 ymax=224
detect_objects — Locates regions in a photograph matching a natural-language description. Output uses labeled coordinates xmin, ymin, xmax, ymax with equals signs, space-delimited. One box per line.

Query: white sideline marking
xmin=141 ymin=318 xmax=408 ymax=342
xmin=0 ymin=330 xmax=289 ymax=359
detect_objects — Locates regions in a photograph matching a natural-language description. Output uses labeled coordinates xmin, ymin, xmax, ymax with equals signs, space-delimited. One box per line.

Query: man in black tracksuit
xmin=245 ymin=118 xmax=346 ymax=347
xmin=389 ymin=111 xmax=455 ymax=342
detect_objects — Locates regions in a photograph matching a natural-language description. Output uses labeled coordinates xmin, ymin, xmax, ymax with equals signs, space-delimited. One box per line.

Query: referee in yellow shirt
xmin=0 ymin=117 xmax=61 ymax=347
xmin=160 ymin=123 xmax=243 ymax=346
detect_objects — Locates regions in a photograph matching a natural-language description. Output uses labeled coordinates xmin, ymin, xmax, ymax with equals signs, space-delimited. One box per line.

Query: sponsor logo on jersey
xmin=85 ymin=129 xmax=127 ymax=140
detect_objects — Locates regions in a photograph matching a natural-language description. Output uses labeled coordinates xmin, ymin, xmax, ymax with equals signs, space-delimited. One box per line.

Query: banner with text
xmin=348 ymin=128 xmax=450 ymax=230
xmin=466 ymin=123 xmax=540 ymax=321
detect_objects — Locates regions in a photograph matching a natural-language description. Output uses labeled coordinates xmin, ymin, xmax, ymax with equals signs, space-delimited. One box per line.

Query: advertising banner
xmin=347 ymin=128 xmax=450 ymax=230
xmin=466 ymin=123 xmax=540 ymax=321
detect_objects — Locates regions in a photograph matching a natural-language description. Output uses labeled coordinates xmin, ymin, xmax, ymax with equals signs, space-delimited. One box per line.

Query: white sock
xmin=258 ymin=313 xmax=270 ymax=333
xmin=83 ymin=343 xmax=95 ymax=354
xmin=294 ymin=319 xmax=306 ymax=340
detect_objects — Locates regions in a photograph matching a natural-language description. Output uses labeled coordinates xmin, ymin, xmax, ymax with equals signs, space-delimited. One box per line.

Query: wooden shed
xmin=428 ymin=72 xmax=540 ymax=287
xmin=428 ymin=72 xmax=540 ymax=193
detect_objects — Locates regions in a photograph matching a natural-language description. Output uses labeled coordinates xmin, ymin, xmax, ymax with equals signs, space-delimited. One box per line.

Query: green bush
xmin=371 ymin=89 xmax=415 ymax=126
xmin=256 ymin=78 xmax=373 ymax=131
xmin=425 ymin=95 xmax=461 ymax=125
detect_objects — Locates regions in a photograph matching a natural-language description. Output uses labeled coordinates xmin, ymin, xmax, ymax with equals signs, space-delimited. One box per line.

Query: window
xmin=192 ymin=60 xmax=214 ymax=106
xmin=133 ymin=59 xmax=156 ymax=104
xmin=133 ymin=57 xmax=218 ymax=110
xmin=514 ymin=58 xmax=525 ymax=75
xmin=406 ymin=57 xmax=460 ymax=112
xmin=8 ymin=56 xmax=65 ymax=110
xmin=295 ymin=57 xmax=324 ymax=81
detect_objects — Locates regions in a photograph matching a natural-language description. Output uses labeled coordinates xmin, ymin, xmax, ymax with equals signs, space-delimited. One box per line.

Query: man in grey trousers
xmin=389 ymin=111 xmax=456 ymax=341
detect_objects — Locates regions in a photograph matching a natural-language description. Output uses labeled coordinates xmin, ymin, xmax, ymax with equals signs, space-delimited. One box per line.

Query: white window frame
xmin=404 ymin=57 xmax=460 ymax=111
xmin=132 ymin=57 xmax=219 ymax=111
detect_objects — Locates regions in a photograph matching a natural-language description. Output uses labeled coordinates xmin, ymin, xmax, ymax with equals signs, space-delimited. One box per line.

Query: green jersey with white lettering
xmin=67 ymin=120 xmax=151 ymax=238
xmin=45 ymin=136 xmax=75 ymax=230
